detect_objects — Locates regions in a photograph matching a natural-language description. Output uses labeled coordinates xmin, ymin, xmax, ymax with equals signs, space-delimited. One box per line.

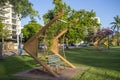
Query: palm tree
xmin=111 ymin=15 xmax=120 ymax=46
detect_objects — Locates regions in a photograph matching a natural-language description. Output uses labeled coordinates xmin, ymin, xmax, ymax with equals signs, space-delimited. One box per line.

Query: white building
xmin=0 ymin=2 xmax=21 ymax=51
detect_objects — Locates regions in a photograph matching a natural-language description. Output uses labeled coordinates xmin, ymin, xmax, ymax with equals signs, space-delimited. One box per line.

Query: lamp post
xmin=20 ymin=33 xmax=23 ymax=47
xmin=19 ymin=33 xmax=23 ymax=55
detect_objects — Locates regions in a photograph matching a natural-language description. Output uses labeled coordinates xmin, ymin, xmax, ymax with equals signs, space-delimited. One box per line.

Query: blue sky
xmin=21 ymin=0 xmax=120 ymax=28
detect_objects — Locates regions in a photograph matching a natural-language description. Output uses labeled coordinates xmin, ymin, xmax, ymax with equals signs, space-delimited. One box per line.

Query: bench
xmin=47 ymin=55 xmax=65 ymax=72
xmin=48 ymin=55 xmax=64 ymax=66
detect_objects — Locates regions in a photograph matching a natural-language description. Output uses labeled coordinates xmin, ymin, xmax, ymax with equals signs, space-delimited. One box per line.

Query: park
xmin=0 ymin=0 xmax=120 ymax=80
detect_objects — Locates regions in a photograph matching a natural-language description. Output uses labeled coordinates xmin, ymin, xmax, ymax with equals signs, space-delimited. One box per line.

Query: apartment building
xmin=0 ymin=2 xmax=21 ymax=51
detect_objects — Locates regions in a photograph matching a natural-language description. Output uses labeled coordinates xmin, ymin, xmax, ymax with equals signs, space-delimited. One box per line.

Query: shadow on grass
xmin=74 ymin=68 xmax=120 ymax=80
xmin=0 ymin=55 xmax=38 ymax=80
xmin=65 ymin=47 xmax=120 ymax=72
xmin=64 ymin=47 xmax=120 ymax=80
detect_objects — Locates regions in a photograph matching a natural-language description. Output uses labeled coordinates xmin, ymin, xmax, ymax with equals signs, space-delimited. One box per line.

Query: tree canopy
xmin=110 ymin=15 xmax=120 ymax=46
xmin=0 ymin=0 xmax=38 ymax=18
xmin=22 ymin=21 xmax=42 ymax=42
xmin=66 ymin=9 xmax=100 ymax=43
xmin=111 ymin=15 xmax=120 ymax=31
xmin=43 ymin=0 xmax=100 ymax=45
xmin=0 ymin=21 xmax=11 ymax=41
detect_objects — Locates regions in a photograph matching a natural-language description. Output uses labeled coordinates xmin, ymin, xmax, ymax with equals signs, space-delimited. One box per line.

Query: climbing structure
xmin=51 ymin=28 xmax=76 ymax=68
xmin=91 ymin=28 xmax=113 ymax=49
xmin=24 ymin=9 xmax=75 ymax=77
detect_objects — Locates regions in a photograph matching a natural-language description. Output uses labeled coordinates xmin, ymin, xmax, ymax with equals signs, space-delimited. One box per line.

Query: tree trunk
xmin=2 ymin=36 xmax=4 ymax=51
xmin=0 ymin=43 xmax=3 ymax=60
xmin=117 ymin=28 xmax=119 ymax=46
xmin=66 ymin=38 xmax=69 ymax=49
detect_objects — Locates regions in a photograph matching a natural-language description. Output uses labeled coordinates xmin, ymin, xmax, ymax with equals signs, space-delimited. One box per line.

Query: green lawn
xmin=0 ymin=47 xmax=120 ymax=80
xmin=66 ymin=47 xmax=120 ymax=80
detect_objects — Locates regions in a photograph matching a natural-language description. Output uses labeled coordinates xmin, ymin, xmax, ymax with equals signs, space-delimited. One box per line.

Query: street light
xmin=20 ymin=33 xmax=23 ymax=46
xmin=19 ymin=33 xmax=23 ymax=55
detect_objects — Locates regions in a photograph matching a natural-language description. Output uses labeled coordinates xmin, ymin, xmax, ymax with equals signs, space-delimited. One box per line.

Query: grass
xmin=0 ymin=55 xmax=41 ymax=80
xmin=65 ymin=47 xmax=120 ymax=80
xmin=0 ymin=47 xmax=120 ymax=80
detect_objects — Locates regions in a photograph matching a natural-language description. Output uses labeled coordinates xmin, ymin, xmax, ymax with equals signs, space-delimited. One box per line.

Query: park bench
xmin=48 ymin=55 xmax=65 ymax=72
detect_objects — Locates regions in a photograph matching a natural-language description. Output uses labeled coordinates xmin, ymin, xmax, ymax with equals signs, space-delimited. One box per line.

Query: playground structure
xmin=24 ymin=9 xmax=76 ymax=77
xmin=104 ymin=38 xmax=116 ymax=47
xmin=92 ymin=28 xmax=114 ymax=49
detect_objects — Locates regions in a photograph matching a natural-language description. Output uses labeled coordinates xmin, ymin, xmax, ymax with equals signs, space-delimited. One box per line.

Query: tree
xmin=43 ymin=0 xmax=100 ymax=49
xmin=22 ymin=21 xmax=42 ymax=42
xmin=0 ymin=21 xmax=2 ymax=39
xmin=52 ymin=3 xmax=100 ymax=44
xmin=43 ymin=0 xmax=71 ymax=48
xmin=0 ymin=21 xmax=11 ymax=49
xmin=0 ymin=0 xmax=39 ymax=57
xmin=110 ymin=15 xmax=120 ymax=46
xmin=0 ymin=21 xmax=3 ymax=59
xmin=0 ymin=21 xmax=11 ymax=59
xmin=66 ymin=9 xmax=100 ymax=44
xmin=0 ymin=0 xmax=38 ymax=19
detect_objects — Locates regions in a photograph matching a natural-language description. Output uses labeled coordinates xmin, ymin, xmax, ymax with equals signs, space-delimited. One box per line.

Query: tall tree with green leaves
xmin=0 ymin=22 xmax=11 ymax=42
xmin=0 ymin=21 xmax=11 ymax=56
xmin=0 ymin=0 xmax=38 ymax=19
xmin=66 ymin=9 xmax=100 ymax=44
xmin=43 ymin=0 xmax=71 ymax=49
xmin=111 ymin=15 xmax=120 ymax=46
xmin=43 ymin=0 xmax=100 ymax=49
xmin=53 ymin=0 xmax=100 ymax=44
xmin=22 ymin=21 xmax=42 ymax=42
xmin=0 ymin=0 xmax=39 ymax=58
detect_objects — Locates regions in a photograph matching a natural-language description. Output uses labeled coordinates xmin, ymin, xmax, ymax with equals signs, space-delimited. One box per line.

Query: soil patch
xmin=15 ymin=66 xmax=86 ymax=80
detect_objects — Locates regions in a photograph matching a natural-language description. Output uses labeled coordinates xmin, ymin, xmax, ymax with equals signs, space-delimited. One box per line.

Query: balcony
xmin=12 ymin=34 xmax=17 ymax=39
xmin=12 ymin=22 xmax=17 ymax=25
xmin=0 ymin=13 xmax=5 ymax=16
xmin=0 ymin=13 xmax=10 ymax=19
xmin=12 ymin=31 xmax=17 ymax=34
xmin=12 ymin=16 xmax=17 ymax=19
xmin=3 ymin=3 xmax=12 ymax=8
xmin=1 ymin=21 xmax=11 ymax=25
xmin=0 ymin=8 xmax=10 ymax=13
xmin=12 ymin=28 xmax=17 ymax=31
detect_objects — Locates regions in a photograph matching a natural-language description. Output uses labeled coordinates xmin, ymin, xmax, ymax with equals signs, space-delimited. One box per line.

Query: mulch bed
xmin=14 ymin=66 xmax=86 ymax=80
